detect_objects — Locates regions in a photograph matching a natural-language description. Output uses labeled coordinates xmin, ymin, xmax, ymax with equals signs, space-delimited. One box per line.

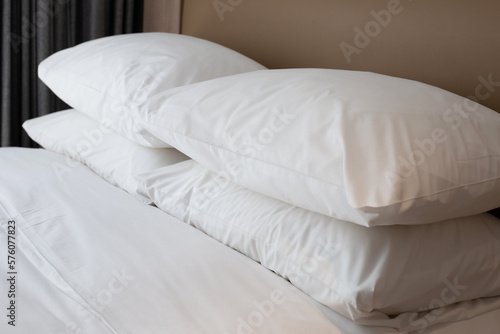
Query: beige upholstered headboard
xmin=144 ymin=0 xmax=500 ymax=113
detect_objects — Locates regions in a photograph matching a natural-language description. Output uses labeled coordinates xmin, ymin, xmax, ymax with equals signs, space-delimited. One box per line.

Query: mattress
xmin=1 ymin=148 xmax=499 ymax=334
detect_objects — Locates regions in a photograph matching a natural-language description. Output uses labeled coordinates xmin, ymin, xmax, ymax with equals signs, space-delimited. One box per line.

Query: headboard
xmin=143 ymin=0 xmax=500 ymax=113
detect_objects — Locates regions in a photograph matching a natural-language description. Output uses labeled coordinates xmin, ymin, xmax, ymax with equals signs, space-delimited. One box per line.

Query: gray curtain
xmin=0 ymin=0 xmax=143 ymax=147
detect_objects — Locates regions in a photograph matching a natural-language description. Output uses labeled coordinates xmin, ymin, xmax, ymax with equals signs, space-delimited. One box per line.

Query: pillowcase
xmin=138 ymin=159 xmax=500 ymax=332
xmin=23 ymin=109 xmax=189 ymax=202
xmin=38 ymin=32 xmax=266 ymax=147
xmin=136 ymin=69 xmax=500 ymax=226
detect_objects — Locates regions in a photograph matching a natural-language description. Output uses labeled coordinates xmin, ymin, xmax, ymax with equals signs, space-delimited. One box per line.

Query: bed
xmin=2 ymin=0 xmax=500 ymax=333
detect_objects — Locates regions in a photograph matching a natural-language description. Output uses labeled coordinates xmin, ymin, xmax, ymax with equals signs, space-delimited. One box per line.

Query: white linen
xmin=38 ymin=33 xmax=266 ymax=147
xmin=0 ymin=148 xmax=339 ymax=334
xmin=0 ymin=226 xmax=115 ymax=333
xmin=23 ymin=109 xmax=189 ymax=203
xmin=136 ymin=69 xmax=500 ymax=226
xmin=137 ymin=159 xmax=500 ymax=332
xmin=2 ymin=226 xmax=499 ymax=334
xmin=313 ymin=299 xmax=500 ymax=334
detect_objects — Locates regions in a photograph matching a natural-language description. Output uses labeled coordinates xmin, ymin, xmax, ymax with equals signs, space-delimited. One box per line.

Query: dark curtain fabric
xmin=0 ymin=0 xmax=143 ymax=147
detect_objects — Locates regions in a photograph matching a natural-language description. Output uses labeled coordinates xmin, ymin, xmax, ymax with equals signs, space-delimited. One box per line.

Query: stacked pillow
xmin=137 ymin=159 xmax=500 ymax=332
xmin=29 ymin=32 xmax=266 ymax=199
xmin=33 ymin=32 xmax=500 ymax=333
xmin=38 ymin=32 xmax=266 ymax=147
xmin=133 ymin=68 xmax=500 ymax=226
xmin=23 ymin=109 xmax=189 ymax=203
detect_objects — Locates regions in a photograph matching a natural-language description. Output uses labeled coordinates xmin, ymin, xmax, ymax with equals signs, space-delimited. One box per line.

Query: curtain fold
xmin=1 ymin=0 xmax=143 ymax=147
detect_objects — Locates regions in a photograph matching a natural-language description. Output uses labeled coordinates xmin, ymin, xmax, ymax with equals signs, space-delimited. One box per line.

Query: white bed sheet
xmin=0 ymin=148 xmax=339 ymax=334
xmin=0 ymin=148 xmax=499 ymax=334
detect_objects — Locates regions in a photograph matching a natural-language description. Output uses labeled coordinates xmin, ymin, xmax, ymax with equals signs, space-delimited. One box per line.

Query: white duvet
xmin=2 ymin=148 xmax=500 ymax=334
xmin=0 ymin=148 xmax=340 ymax=334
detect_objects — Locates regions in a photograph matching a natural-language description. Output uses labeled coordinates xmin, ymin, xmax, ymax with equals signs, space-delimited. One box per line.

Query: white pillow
xmin=38 ymin=32 xmax=266 ymax=147
xmin=138 ymin=159 xmax=500 ymax=332
xmin=23 ymin=109 xmax=189 ymax=202
xmin=136 ymin=69 xmax=500 ymax=226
